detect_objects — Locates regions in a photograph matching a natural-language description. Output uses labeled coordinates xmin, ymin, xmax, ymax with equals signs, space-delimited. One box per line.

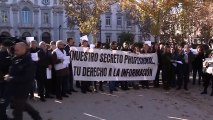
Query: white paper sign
xmin=63 ymin=56 xmax=70 ymax=65
xmin=46 ymin=68 xmax=52 ymax=79
xmin=176 ymin=61 xmax=183 ymax=64
xmin=26 ymin=37 xmax=34 ymax=43
xmin=31 ymin=53 xmax=39 ymax=61
xmin=172 ymin=63 xmax=177 ymax=67
xmin=205 ymin=58 xmax=213 ymax=63
xmin=190 ymin=49 xmax=198 ymax=54
xmin=144 ymin=41 xmax=151 ymax=47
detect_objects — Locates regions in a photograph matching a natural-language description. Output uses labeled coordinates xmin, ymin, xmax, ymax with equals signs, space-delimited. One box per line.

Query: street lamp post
xmin=59 ymin=25 xmax=62 ymax=40
xmin=99 ymin=20 xmax=102 ymax=43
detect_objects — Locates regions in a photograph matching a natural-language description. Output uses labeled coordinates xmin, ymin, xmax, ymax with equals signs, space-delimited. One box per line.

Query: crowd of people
xmin=0 ymin=36 xmax=213 ymax=120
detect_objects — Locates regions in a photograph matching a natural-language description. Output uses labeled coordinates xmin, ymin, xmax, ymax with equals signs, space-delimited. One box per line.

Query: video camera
xmin=0 ymin=35 xmax=23 ymax=47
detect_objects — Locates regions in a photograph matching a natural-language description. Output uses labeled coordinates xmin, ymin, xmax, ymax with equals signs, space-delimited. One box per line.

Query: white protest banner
xmin=70 ymin=47 xmax=158 ymax=81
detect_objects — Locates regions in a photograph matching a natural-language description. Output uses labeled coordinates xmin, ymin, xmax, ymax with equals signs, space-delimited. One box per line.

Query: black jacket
xmin=192 ymin=52 xmax=204 ymax=69
xmin=0 ymin=50 xmax=11 ymax=81
xmin=8 ymin=53 xmax=36 ymax=97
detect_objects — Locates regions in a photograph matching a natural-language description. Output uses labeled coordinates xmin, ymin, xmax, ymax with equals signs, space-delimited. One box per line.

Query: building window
xmin=1 ymin=10 xmax=8 ymax=23
xmin=127 ymin=20 xmax=132 ymax=27
xmin=21 ymin=7 xmax=30 ymax=24
xmin=106 ymin=35 xmax=111 ymax=43
xmin=117 ymin=35 xmax=121 ymax=43
xmin=117 ymin=16 xmax=122 ymax=26
xmin=42 ymin=0 xmax=50 ymax=5
xmin=106 ymin=16 xmax=111 ymax=26
xmin=138 ymin=35 xmax=142 ymax=42
xmin=43 ymin=13 xmax=49 ymax=24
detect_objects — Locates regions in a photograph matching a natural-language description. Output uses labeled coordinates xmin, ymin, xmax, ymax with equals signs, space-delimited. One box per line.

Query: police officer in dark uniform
xmin=4 ymin=42 xmax=42 ymax=120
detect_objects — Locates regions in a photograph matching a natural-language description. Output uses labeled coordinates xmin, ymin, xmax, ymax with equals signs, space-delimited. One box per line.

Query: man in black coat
xmin=64 ymin=38 xmax=78 ymax=93
xmin=36 ymin=41 xmax=52 ymax=101
xmin=4 ymin=42 xmax=42 ymax=120
xmin=29 ymin=40 xmax=40 ymax=99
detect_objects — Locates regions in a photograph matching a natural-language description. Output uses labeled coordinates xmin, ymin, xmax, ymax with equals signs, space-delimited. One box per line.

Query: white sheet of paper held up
xmin=176 ymin=61 xmax=183 ymax=64
xmin=31 ymin=53 xmax=39 ymax=61
xmin=205 ymin=58 xmax=213 ymax=63
xmin=46 ymin=68 xmax=52 ymax=79
xmin=63 ymin=56 xmax=70 ymax=65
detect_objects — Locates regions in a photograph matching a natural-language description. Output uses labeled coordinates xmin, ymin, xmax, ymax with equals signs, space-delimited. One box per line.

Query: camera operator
xmin=0 ymin=40 xmax=14 ymax=120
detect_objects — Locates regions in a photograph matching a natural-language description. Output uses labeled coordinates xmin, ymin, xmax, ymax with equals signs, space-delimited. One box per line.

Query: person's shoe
xmin=184 ymin=88 xmax=188 ymax=91
xmin=99 ymin=88 xmax=104 ymax=92
xmin=32 ymin=115 xmax=43 ymax=120
xmin=201 ymin=91 xmax=207 ymax=94
xmin=40 ymin=97 xmax=46 ymax=102
xmin=114 ymin=88 xmax=118 ymax=91
xmin=71 ymin=89 xmax=78 ymax=92
xmin=210 ymin=92 xmax=213 ymax=96
xmin=29 ymin=95 xmax=34 ymax=99
xmin=198 ymin=82 xmax=201 ymax=85
xmin=45 ymin=95 xmax=54 ymax=99
xmin=56 ymin=97 xmax=63 ymax=100
xmin=176 ymin=87 xmax=181 ymax=90
xmin=87 ymin=89 xmax=92 ymax=92
xmin=67 ymin=91 xmax=72 ymax=95
xmin=109 ymin=90 xmax=113 ymax=94
xmin=81 ymin=91 xmax=87 ymax=94
xmin=62 ymin=94 xmax=69 ymax=98
xmin=93 ymin=89 xmax=98 ymax=92
xmin=125 ymin=87 xmax=130 ymax=90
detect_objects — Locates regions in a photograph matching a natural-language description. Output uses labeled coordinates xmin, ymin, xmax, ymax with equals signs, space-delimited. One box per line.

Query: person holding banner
xmin=93 ymin=41 xmax=104 ymax=92
xmin=64 ymin=37 xmax=78 ymax=93
xmin=79 ymin=36 xmax=92 ymax=94
xmin=140 ymin=42 xmax=152 ymax=89
xmin=120 ymin=41 xmax=130 ymax=90
xmin=152 ymin=43 xmax=162 ymax=88
xmin=52 ymin=40 xmax=69 ymax=100
xmin=109 ymin=41 xmax=119 ymax=94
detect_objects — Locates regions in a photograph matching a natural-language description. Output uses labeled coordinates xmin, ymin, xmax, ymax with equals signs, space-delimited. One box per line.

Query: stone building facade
xmin=0 ymin=0 xmax=145 ymax=44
